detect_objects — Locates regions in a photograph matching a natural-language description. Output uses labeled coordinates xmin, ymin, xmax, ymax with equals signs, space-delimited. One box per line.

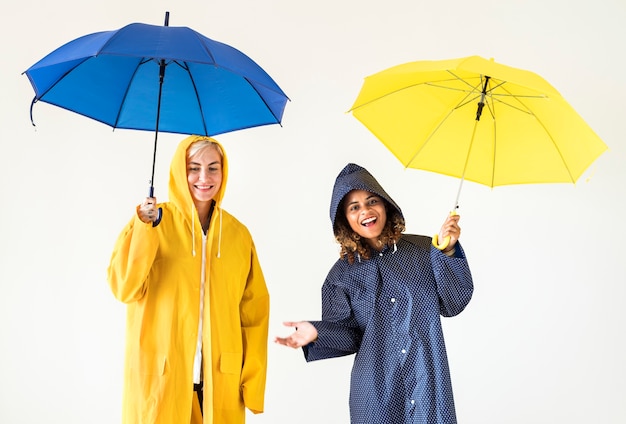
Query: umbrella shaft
xmin=453 ymin=177 xmax=464 ymax=211
xmin=475 ymin=76 xmax=490 ymax=121
xmin=149 ymin=60 xmax=166 ymax=196
xmin=148 ymin=9 xmax=170 ymax=196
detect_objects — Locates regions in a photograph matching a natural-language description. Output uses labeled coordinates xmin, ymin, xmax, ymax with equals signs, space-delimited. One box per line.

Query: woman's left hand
xmin=274 ymin=321 xmax=318 ymax=349
xmin=438 ymin=213 xmax=461 ymax=253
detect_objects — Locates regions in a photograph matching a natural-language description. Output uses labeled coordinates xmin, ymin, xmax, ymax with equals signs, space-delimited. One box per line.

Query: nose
xmin=198 ymin=168 xmax=211 ymax=181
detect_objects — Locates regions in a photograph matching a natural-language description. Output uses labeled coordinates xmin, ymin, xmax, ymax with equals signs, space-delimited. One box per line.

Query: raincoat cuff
xmin=152 ymin=207 xmax=162 ymax=227
xmin=134 ymin=205 xmax=162 ymax=227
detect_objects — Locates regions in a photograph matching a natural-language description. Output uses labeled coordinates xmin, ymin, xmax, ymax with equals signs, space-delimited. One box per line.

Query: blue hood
xmin=330 ymin=163 xmax=403 ymax=233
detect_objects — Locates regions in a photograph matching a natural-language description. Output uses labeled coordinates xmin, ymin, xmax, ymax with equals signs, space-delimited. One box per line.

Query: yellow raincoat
xmin=107 ymin=135 xmax=270 ymax=423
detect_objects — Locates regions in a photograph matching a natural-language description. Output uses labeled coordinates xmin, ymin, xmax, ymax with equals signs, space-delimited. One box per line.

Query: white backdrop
xmin=1 ymin=1 xmax=625 ymax=423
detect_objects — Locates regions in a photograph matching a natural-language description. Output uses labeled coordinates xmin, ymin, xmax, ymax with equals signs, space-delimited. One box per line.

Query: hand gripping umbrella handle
xmin=432 ymin=209 xmax=458 ymax=250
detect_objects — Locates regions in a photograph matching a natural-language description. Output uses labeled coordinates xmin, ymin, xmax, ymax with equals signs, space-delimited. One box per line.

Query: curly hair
xmin=333 ymin=198 xmax=405 ymax=264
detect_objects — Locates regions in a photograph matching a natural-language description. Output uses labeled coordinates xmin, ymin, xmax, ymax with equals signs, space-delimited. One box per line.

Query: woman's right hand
xmin=137 ymin=197 xmax=158 ymax=224
xmin=274 ymin=321 xmax=318 ymax=348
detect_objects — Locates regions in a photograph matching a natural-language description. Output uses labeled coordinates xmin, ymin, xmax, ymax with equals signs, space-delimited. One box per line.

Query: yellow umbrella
xmin=349 ymin=55 xmax=608 ymax=248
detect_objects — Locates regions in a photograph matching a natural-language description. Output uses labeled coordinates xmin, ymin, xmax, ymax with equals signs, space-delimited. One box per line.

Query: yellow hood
xmin=168 ymin=135 xmax=229 ymax=257
xmin=169 ymin=135 xmax=229 ymax=223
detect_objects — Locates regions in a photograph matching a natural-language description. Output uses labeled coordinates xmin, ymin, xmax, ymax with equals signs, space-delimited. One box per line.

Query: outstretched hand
xmin=274 ymin=321 xmax=318 ymax=349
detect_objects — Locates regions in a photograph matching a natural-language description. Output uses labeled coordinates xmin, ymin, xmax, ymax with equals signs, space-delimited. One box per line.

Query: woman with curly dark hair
xmin=275 ymin=163 xmax=474 ymax=424
xmin=333 ymin=192 xmax=406 ymax=264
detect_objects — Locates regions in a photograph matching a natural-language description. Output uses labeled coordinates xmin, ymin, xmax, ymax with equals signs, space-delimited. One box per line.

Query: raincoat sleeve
xmin=107 ymin=213 xmax=159 ymax=303
xmin=430 ymin=241 xmax=474 ymax=317
xmin=304 ymin=267 xmax=363 ymax=362
xmin=240 ymin=240 xmax=270 ymax=414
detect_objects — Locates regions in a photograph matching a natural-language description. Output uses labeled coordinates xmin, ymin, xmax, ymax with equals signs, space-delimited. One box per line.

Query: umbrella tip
xmin=164 ymin=11 xmax=170 ymax=26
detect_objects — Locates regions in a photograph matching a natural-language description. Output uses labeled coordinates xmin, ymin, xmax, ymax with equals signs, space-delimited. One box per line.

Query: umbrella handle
xmin=144 ymin=186 xmax=163 ymax=226
xmin=432 ymin=210 xmax=458 ymax=251
xmin=431 ymin=234 xmax=451 ymax=250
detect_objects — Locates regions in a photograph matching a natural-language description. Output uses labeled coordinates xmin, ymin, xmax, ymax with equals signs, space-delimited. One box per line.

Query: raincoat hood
xmin=330 ymin=163 xmax=403 ymax=233
xmin=169 ymin=134 xmax=229 ymax=224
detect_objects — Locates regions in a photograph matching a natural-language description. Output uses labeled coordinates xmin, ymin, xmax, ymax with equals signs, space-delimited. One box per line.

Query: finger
xmin=281 ymin=321 xmax=299 ymax=328
xmin=274 ymin=336 xmax=300 ymax=349
xmin=275 ymin=338 xmax=294 ymax=348
xmin=446 ymin=216 xmax=460 ymax=226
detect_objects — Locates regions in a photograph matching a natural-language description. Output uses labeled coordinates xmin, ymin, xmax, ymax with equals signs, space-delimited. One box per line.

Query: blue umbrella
xmin=24 ymin=12 xmax=289 ymax=196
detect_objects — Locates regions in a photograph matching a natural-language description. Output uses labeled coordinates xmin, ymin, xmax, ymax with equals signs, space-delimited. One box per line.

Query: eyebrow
xmin=188 ymin=160 xmax=221 ymax=166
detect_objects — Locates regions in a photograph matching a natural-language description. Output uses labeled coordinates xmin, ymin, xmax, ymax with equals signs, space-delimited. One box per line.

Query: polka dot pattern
xmin=305 ymin=235 xmax=473 ymax=424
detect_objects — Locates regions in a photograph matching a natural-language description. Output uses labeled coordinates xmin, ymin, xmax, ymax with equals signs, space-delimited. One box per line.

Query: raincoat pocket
xmin=128 ymin=353 xmax=168 ymax=423
xmin=219 ymin=351 xmax=242 ymax=375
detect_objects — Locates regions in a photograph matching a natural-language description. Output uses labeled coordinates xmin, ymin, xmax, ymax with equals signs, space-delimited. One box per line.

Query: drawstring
xmin=191 ymin=203 xmax=196 ymax=256
xmin=392 ymin=241 xmax=397 ymax=254
xmin=217 ymin=208 xmax=222 ymax=258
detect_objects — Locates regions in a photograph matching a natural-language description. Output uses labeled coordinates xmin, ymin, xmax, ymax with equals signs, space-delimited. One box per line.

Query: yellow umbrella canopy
xmin=349 ymin=56 xmax=608 ymax=199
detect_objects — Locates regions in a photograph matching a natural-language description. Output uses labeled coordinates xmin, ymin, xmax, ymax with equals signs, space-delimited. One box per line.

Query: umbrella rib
xmin=405 ymin=104 xmax=462 ymax=168
xmin=112 ymin=59 xmax=150 ymax=128
xmin=174 ymin=60 xmax=209 ymax=136
xmin=243 ymin=77 xmax=283 ymax=125
xmin=486 ymin=80 xmax=547 ymax=114
xmin=191 ymin=32 xmax=218 ymax=65
xmin=31 ymin=28 xmax=120 ymax=101
xmin=405 ymin=77 xmax=484 ymax=167
xmin=486 ymin=93 xmax=497 ymax=187
xmin=505 ymin=92 xmax=577 ymax=182
xmin=486 ymin=83 xmax=576 ymax=183
xmin=171 ymin=60 xmax=286 ymax=135
xmin=489 ymin=94 xmax=545 ymax=115
xmin=447 ymin=70 xmax=484 ymax=91
xmin=189 ymin=31 xmax=287 ymax=99
xmin=351 ymin=74 xmax=481 ymax=111
xmin=423 ymin=71 xmax=487 ymax=110
xmin=483 ymin=82 xmax=534 ymax=186
xmin=29 ymin=57 xmax=92 ymax=102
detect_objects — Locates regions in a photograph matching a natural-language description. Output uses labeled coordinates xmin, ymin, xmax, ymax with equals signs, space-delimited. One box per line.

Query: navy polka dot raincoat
xmin=304 ymin=164 xmax=474 ymax=424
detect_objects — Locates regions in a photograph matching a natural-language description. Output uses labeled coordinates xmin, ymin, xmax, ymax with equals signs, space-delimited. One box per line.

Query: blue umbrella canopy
xmin=24 ymin=13 xmax=289 ymax=195
xmin=24 ymin=16 xmax=288 ymax=135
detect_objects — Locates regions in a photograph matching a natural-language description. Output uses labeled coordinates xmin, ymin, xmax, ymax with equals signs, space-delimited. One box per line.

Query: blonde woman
xmin=108 ymin=135 xmax=269 ymax=423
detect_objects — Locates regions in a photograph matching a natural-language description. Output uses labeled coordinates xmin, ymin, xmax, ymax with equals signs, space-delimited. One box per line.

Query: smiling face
xmin=343 ymin=189 xmax=387 ymax=249
xmin=186 ymin=144 xmax=223 ymax=207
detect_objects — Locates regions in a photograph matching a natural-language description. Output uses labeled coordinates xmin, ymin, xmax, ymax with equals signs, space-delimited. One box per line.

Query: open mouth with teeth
xmin=361 ymin=217 xmax=377 ymax=227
